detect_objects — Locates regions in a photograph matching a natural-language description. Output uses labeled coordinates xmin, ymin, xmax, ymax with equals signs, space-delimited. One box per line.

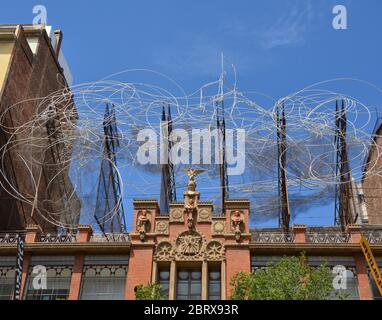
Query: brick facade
xmin=0 ymin=25 xmax=80 ymax=231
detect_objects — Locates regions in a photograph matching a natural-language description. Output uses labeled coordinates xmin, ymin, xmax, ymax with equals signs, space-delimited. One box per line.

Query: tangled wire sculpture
xmin=1 ymin=69 xmax=382 ymax=229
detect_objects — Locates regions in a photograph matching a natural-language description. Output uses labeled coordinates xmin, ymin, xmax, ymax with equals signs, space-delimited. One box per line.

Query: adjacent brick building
xmin=0 ymin=25 xmax=80 ymax=231
xmin=362 ymin=122 xmax=382 ymax=224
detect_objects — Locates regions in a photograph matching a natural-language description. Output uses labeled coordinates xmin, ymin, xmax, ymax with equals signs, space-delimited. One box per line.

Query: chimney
xmin=54 ymin=30 xmax=63 ymax=58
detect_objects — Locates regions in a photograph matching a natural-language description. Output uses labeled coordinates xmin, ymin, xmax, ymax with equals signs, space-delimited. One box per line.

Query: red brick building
xmin=0 ymin=25 xmax=382 ymax=301
xmin=0 ymin=174 xmax=382 ymax=300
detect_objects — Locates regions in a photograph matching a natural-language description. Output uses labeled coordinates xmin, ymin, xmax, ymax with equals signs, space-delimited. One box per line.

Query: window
xmin=158 ymin=269 xmax=170 ymax=299
xmin=0 ymin=267 xmax=15 ymax=300
xmin=80 ymin=265 xmax=127 ymax=300
xmin=208 ymin=270 xmax=221 ymax=300
xmin=331 ymin=269 xmax=359 ymax=300
xmin=176 ymin=269 xmax=201 ymax=300
xmin=369 ymin=269 xmax=382 ymax=300
xmin=25 ymin=266 xmax=72 ymax=300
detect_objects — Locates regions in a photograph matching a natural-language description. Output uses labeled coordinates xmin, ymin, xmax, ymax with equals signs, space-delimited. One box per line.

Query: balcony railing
xmin=0 ymin=233 xmax=20 ymax=244
xmin=252 ymin=231 xmax=294 ymax=243
xmin=306 ymin=232 xmax=349 ymax=243
xmin=90 ymin=233 xmax=130 ymax=243
xmin=362 ymin=231 xmax=382 ymax=244
xmin=38 ymin=233 xmax=77 ymax=243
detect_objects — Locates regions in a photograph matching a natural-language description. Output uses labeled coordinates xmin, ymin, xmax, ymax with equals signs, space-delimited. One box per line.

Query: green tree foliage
xmin=135 ymin=283 xmax=166 ymax=300
xmin=230 ymin=253 xmax=333 ymax=300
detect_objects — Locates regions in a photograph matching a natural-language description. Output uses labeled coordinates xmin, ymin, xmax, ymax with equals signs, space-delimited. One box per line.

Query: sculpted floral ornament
xmin=155 ymin=221 xmax=169 ymax=235
xmin=155 ymin=241 xmax=173 ymax=261
xmin=197 ymin=207 xmax=212 ymax=222
xmin=154 ymin=230 xmax=225 ymax=261
xmin=176 ymin=230 xmax=203 ymax=256
xmin=212 ymin=221 xmax=225 ymax=235
xmin=205 ymin=241 xmax=224 ymax=260
xmin=170 ymin=208 xmax=183 ymax=223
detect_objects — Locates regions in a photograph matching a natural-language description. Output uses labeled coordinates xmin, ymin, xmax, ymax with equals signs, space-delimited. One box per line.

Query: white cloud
xmin=258 ymin=2 xmax=314 ymax=49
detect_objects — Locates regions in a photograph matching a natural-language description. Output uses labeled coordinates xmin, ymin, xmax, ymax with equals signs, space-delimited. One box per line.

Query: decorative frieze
xmin=155 ymin=221 xmax=169 ymax=235
xmin=153 ymin=230 xmax=225 ymax=262
xmin=205 ymin=240 xmax=225 ymax=261
xmin=197 ymin=207 xmax=212 ymax=223
xmin=212 ymin=221 xmax=225 ymax=235
xmin=169 ymin=208 xmax=184 ymax=223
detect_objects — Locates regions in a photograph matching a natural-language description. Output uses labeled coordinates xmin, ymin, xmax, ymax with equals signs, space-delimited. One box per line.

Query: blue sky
xmin=2 ymin=1 xmax=382 ymax=229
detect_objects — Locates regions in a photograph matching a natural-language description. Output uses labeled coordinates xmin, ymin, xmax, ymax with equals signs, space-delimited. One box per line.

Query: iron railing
xmin=306 ymin=232 xmax=349 ymax=243
xmin=362 ymin=231 xmax=382 ymax=244
xmin=251 ymin=231 xmax=294 ymax=243
xmin=38 ymin=233 xmax=77 ymax=243
xmin=0 ymin=233 xmax=20 ymax=244
xmin=90 ymin=233 xmax=130 ymax=242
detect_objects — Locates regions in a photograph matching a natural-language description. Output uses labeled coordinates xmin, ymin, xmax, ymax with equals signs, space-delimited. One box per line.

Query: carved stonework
xmin=205 ymin=240 xmax=225 ymax=260
xmin=155 ymin=241 xmax=173 ymax=261
xmin=153 ymin=230 xmax=225 ymax=262
xmin=230 ymin=210 xmax=245 ymax=242
xmin=197 ymin=207 xmax=212 ymax=222
xmin=136 ymin=210 xmax=151 ymax=241
xmin=155 ymin=221 xmax=169 ymax=235
xmin=185 ymin=206 xmax=197 ymax=230
xmin=184 ymin=196 xmax=198 ymax=230
xmin=183 ymin=167 xmax=204 ymax=230
xmin=175 ymin=230 xmax=204 ymax=257
xmin=170 ymin=208 xmax=184 ymax=223
xmin=212 ymin=221 xmax=225 ymax=235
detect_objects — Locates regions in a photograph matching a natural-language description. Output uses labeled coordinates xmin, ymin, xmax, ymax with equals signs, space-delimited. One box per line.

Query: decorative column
xmin=202 ymin=260 xmax=208 ymax=300
xmin=221 ymin=260 xmax=227 ymax=300
xmin=169 ymin=260 xmax=177 ymax=300
xmin=292 ymin=224 xmax=307 ymax=243
xmin=151 ymin=260 xmax=158 ymax=284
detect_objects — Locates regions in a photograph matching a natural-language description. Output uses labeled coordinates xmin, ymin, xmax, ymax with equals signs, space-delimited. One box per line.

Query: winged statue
xmin=185 ymin=167 xmax=205 ymax=182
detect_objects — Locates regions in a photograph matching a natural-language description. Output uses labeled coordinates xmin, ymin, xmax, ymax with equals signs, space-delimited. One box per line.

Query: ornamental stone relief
xmin=169 ymin=208 xmax=184 ymax=223
xmin=155 ymin=241 xmax=173 ymax=261
xmin=155 ymin=221 xmax=169 ymax=235
xmin=136 ymin=210 xmax=151 ymax=242
xmin=205 ymin=240 xmax=225 ymax=261
xmin=175 ymin=230 xmax=204 ymax=257
xmin=212 ymin=221 xmax=225 ymax=235
xmin=153 ymin=231 xmax=225 ymax=262
xmin=197 ymin=207 xmax=212 ymax=222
